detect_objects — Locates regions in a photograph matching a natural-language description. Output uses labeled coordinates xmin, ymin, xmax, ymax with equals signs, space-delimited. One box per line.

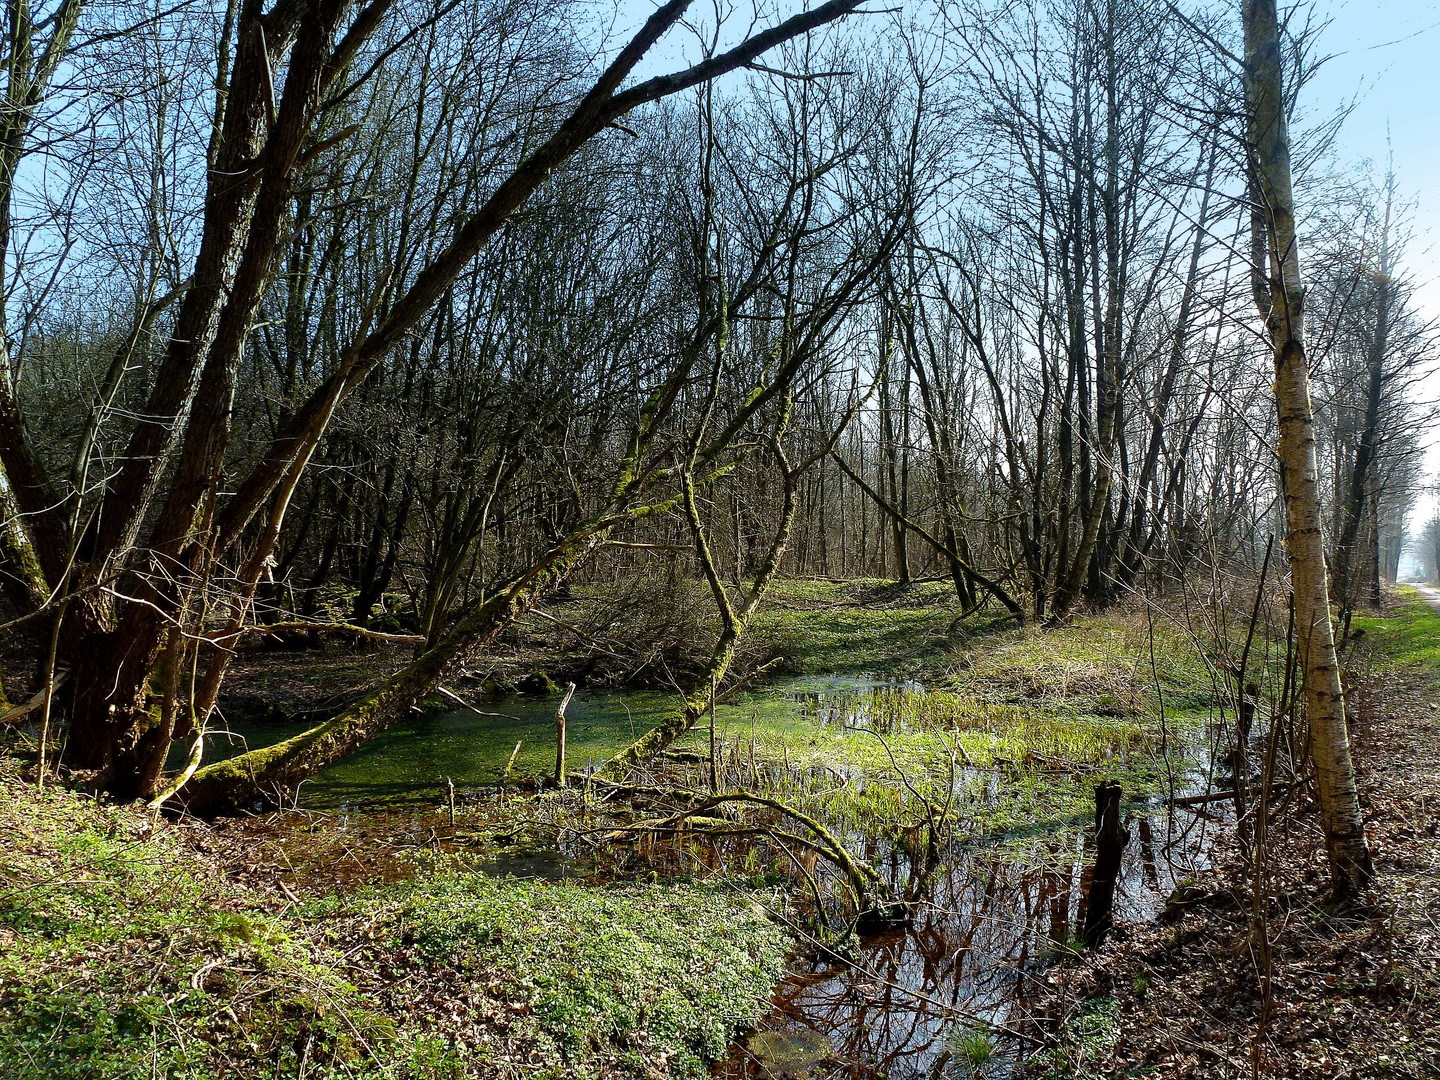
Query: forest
xmin=1 ymin=0 xmax=1438 ymax=1075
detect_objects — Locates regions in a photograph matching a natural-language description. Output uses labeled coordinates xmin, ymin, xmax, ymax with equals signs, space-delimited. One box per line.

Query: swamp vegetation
xmin=13 ymin=578 xmax=1429 ymax=1078
xmin=1 ymin=0 xmax=1439 ymax=1075
xmin=5 ymin=583 xmax=1238 ymax=1078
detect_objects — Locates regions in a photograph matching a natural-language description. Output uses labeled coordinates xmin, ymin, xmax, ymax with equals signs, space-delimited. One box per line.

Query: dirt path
xmin=1410 ymin=582 xmax=1440 ymax=614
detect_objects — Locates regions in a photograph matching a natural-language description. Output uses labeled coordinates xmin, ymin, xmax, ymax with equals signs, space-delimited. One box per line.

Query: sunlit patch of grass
xmin=0 ymin=758 xmax=789 ymax=1080
xmin=952 ymin=609 xmax=1221 ymax=720
xmin=332 ymin=870 xmax=788 ymax=1080
xmin=666 ymin=679 xmax=1201 ymax=840
xmin=751 ymin=578 xmax=992 ymax=677
xmin=1352 ymin=587 xmax=1440 ymax=673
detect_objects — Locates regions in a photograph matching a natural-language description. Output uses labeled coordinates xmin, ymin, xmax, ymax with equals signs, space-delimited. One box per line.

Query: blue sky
xmin=1306 ymin=0 xmax=1440 ymax=519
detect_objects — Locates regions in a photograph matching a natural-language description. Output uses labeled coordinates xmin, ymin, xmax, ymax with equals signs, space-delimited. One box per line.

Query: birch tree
xmin=1242 ymin=0 xmax=1372 ymax=900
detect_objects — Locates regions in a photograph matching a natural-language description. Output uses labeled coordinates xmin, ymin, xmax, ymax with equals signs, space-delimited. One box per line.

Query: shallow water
xmin=717 ymin=806 xmax=1222 ymax=1079
xmin=204 ymin=675 xmax=890 ymax=809
xmin=206 ymin=674 xmax=1222 ymax=1076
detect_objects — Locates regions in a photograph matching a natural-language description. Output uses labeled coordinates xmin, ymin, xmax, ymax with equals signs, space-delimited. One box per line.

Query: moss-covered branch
xmin=178 ymin=531 xmax=609 ymax=816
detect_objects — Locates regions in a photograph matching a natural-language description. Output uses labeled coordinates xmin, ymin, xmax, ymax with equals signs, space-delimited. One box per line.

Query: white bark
xmin=1243 ymin=0 xmax=1373 ymax=898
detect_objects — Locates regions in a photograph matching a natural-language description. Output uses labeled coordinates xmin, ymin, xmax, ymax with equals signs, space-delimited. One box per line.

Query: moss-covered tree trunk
xmin=179 ymin=531 xmax=608 ymax=816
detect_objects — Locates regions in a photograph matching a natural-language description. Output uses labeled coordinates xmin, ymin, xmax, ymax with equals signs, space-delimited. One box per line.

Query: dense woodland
xmin=2 ymin=0 xmax=1439 ymax=1075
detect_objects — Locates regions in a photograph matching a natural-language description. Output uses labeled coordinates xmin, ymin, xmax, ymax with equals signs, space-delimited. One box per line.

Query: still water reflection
xmin=207 ymin=677 xmax=1219 ymax=1077
xmin=718 ymin=808 xmax=1220 ymax=1079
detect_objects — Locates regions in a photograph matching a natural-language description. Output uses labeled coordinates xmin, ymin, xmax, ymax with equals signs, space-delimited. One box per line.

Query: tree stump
xmin=1083 ymin=780 xmax=1130 ymax=949
xmin=555 ymin=683 xmax=576 ymax=787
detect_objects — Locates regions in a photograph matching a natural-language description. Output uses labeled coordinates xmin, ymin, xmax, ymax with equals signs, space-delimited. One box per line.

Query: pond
xmin=203 ymin=675 xmax=1222 ymax=1077
xmin=202 ymin=676 xmax=893 ymax=809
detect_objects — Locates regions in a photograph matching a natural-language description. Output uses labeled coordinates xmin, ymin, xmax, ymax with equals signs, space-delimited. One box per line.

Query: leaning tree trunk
xmin=179 ymin=529 xmax=609 ymax=816
xmin=1243 ymin=0 xmax=1373 ymax=900
xmin=48 ymin=0 xmax=868 ymax=804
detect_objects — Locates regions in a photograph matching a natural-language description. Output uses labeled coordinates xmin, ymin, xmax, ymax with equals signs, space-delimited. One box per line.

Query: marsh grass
xmin=948 ymin=1024 xmax=997 ymax=1074
xmin=663 ymin=674 xmax=1203 ymax=843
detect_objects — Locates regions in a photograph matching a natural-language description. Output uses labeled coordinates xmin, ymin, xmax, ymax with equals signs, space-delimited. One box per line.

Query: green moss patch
xmin=0 ymin=762 xmax=787 ymax=1079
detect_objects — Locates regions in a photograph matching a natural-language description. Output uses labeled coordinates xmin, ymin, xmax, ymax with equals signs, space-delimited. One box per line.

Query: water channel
xmin=207 ymin=677 xmax=1224 ymax=1078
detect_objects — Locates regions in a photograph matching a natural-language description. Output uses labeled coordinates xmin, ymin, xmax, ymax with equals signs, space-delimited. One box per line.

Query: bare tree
xmin=1242 ymin=0 xmax=1372 ymax=899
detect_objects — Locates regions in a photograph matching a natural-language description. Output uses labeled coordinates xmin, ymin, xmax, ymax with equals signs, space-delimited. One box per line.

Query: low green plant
xmin=1028 ymin=996 xmax=1119 ymax=1080
xmin=949 ymin=1024 xmax=996 ymax=1074
xmin=0 ymin=760 xmax=789 ymax=1080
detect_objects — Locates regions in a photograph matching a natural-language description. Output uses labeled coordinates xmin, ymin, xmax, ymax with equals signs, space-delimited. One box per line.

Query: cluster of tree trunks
xmin=0 ymin=0 xmax=1402 ymax=900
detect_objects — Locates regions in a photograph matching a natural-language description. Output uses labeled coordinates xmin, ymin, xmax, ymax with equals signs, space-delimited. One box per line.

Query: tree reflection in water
xmin=716 ymin=804 xmax=1220 ymax=1079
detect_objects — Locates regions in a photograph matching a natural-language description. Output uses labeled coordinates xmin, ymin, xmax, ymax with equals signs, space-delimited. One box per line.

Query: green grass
xmin=0 ymin=761 xmax=788 ymax=1079
xmin=752 ymin=578 xmax=984 ymax=676
xmin=666 ymin=600 xmax=1219 ymax=840
xmin=1351 ymin=587 xmax=1440 ymax=672
xmin=948 ymin=1024 xmax=996 ymax=1075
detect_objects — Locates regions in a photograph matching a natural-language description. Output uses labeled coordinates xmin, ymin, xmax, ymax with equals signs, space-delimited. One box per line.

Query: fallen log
xmin=0 ymin=673 xmax=69 ymax=727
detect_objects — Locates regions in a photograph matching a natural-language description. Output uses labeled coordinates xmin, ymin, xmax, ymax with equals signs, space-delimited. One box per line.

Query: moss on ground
xmin=0 ymin=761 xmax=787 ymax=1079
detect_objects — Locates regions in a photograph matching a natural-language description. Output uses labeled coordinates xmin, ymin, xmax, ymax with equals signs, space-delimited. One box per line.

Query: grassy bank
xmin=1038 ymin=586 xmax=1440 ymax=1079
xmin=0 ymin=764 xmax=787 ymax=1079
xmin=672 ymin=589 xmax=1224 ymax=840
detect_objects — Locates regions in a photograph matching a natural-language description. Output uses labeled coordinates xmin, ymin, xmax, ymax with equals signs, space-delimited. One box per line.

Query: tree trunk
xmin=179 ymin=529 xmax=608 ymax=815
xmin=1332 ymin=261 xmax=1390 ymax=620
xmin=1243 ymin=0 xmax=1373 ymax=900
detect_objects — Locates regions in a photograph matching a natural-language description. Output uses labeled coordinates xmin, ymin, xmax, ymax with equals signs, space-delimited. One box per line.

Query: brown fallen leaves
xmin=1034 ymin=649 xmax=1440 ymax=1079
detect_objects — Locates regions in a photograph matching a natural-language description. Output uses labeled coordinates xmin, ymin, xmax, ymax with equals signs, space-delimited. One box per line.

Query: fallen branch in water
xmin=436 ymin=685 xmax=522 ymax=721
xmin=586 ymin=779 xmax=904 ymax=929
xmin=1169 ymin=782 xmax=1298 ymax=808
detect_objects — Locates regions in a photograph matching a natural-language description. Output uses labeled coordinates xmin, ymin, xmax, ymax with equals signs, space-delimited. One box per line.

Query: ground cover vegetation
xmin=1 ymin=584 xmax=1229 ymax=1078
xmin=0 ymin=755 xmax=791 ymax=1079
xmin=0 ymin=0 xmax=1438 ymax=1074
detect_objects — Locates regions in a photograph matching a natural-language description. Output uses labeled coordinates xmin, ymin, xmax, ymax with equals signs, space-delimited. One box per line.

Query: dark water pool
xmin=717 ymin=809 xmax=1221 ymax=1078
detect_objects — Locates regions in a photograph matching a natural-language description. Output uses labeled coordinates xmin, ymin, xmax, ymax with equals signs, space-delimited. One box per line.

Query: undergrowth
xmin=0 ymin=760 xmax=786 ymax=1079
